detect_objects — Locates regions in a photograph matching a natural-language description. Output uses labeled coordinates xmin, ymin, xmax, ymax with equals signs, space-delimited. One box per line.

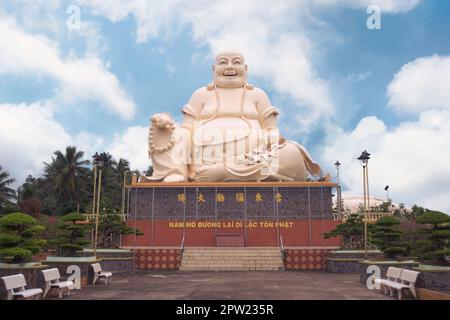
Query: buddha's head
xmin=212 ymin=52 xmax=247 ymax=88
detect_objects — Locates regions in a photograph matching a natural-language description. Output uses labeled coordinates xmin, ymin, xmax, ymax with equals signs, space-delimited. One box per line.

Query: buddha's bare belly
xmin=193 ymin=118 xmax=263 ymax=165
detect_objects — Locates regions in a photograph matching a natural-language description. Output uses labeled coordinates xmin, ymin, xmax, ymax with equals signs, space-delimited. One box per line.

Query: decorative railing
xmin=335 ymin=211 xmax=393 ymax=222
xmin=82 ymin=214 xmax=129 ymax=221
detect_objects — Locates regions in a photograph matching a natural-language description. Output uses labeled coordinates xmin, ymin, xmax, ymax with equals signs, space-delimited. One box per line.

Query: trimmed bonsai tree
xmin=97 ymin=210 xmax=143 ymax=248
xmin=324 ymin=214 xmax=365 ymax=249
xmin=0 ymin=212 xmax=46 ymax=263
xmin=53 ymin=212 xmax=92 ymax=256
xmin=371 ymin=216 xmax=406 ymax=258
xmin=416 ymin=210 xmax=450 ymax=263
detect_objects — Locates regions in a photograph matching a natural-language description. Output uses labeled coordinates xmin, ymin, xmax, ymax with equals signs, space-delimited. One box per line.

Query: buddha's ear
xmin=245 ymin=64 xmax=248 ymax=72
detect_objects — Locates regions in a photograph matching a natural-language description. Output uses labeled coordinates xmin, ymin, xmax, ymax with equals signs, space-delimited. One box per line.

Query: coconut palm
xmin=44 ymin=146 xmax=90 ymax=213
xmin=114 ymin=158 xmax=130 ymax=175
xmin=0 ymin=166 xmax=17 ymax=209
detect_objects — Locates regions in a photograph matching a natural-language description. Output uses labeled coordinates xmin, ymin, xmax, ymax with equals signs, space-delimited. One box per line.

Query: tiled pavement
xmin=58 ymin=271 xmax=392 ymax=300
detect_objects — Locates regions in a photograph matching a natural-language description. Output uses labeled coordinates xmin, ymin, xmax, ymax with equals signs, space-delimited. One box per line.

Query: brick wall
xmin=122 ymin=220 xmax=341 ymax=247
xmin=123 ymin=184 xmax=341 ymax=248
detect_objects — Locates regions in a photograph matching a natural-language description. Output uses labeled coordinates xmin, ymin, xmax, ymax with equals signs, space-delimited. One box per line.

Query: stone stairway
xmin=180 ymin=247 xmax=284 ymax=271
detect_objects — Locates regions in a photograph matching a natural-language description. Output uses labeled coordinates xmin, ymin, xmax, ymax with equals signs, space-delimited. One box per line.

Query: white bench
xmin=91 ymin=263 xmax=112 ymax=285
xmin=374 ymin=266 xmax=402 ymax=295
xmin=1 ymin=274 xmax=43 ymax=300
xmin=42 ymin=268 xmax=74 ymax=299
xmin=388 ymin=269 xmax=420 ymax=300
xmin=375 ymin=267 xmax=420 ymax=299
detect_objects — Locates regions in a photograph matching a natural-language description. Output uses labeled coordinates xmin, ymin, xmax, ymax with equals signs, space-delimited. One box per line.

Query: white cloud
xmin=0 ymin=101 xmax=103 ymax=184
xmin=322 ymin=54 xmax=450 ymax=213
xmin=77 ymin=0 xmax=421 ymax=132
xmin=0 ymin=11 xmax=135 ymax=119
xmin=387 ymin=55 xmax=450 ymax=114
xmin=109 ymin=126 xmax=150 ymax=172
xmin=77 ymin=0 xmax=334 ymax=132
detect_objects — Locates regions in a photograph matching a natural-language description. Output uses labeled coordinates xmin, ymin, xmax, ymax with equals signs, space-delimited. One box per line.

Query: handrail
xmin=180 ymin=233 xmax=186 ymax=258
xmin=280 ymin=234 xmax=284 ymax=251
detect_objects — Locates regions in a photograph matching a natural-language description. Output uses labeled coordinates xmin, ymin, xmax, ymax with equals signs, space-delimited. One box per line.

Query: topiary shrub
xmin=324 ymin=214 xmax=365 ymax=249
xmin=416 ymin=210 xmax=450 ymax=263
xmin=53 ymin=212 xmax=92 ymax=256
xmin=371 ymin=216 xmax=406 ymax=258
xmin=0 ymin=212 xmax=46 ymax=263
xmin=97 ymin=210 xmax=143 ymax=248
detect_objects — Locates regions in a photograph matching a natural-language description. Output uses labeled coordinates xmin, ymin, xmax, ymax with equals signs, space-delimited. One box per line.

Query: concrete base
xmin=326 ymin=250 xmax=383 ymax=273
xmin=414 ymin=265 xmax=450 ymax=292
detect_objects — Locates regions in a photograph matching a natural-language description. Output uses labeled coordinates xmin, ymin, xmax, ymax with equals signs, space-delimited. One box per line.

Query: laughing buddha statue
xmin=142 ymin=52 xmax=322 ymax=183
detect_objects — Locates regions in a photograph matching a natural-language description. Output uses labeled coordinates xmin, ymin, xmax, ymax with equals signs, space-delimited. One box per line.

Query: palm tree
xmin=0 ymin=166 xmax=17 ymax=209
xmin=93 ymin=152 xmax=114 ymax=169
xmin=44 ymin=146 xmax=90 ymax=213
xmin=114 ymin=158 xmax=130 ymax=175
xmin=113 ymin=158 xmax=130 ymax=184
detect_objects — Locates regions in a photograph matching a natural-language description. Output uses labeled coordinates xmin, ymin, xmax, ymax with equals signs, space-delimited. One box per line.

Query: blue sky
xmin=0 ymin=0 xmax=449 ymax=212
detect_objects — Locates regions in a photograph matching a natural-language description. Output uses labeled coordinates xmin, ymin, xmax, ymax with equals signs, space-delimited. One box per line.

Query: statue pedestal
xmin=122 ymin=181 xmax=341 ymax=248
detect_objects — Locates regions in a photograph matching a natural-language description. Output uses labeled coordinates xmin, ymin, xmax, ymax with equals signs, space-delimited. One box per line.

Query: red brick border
xmin=284 ymin=248 xmax=332 ymax=271
xmin=134 ymin=248 xmax=181 ymax=270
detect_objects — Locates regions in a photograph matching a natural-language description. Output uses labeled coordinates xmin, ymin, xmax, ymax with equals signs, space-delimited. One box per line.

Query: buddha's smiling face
xmin=213 ymin=52 xmax=247 ymax=88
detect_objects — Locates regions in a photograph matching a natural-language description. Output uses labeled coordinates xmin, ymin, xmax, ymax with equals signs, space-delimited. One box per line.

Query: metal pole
xmin=364 ymin=216 xmax=368 ymax=260
xmin=151 ymin=187 xmax=155 ymax=247
xmin=336 ymin=166 xmax=341 ymax=219
xmin=365 ymin=162 xmax=370 ymax=260
xmin=92 ymin=164 xmax=97 ymax=214
xmin=308 ymin=187 xmax=312 ymax=247
xmin=366 ymin=162 xmax=370 ymax=212
xmin=121 ymin=171 xmax=127 ymax=218
xmin=94 ymin=169 xmax=102 ymax=258
xmin=337 ymin=186 xmax=342 ymax=219
xmin=336 ymin=166 xmax=340 ymax=185
xmin=362 ymin=165 xmax=367 ymax=212
xmin=363 ymin=165 xmax=368 ymax=259
xmin=214 ymin=187 xmax=217 ymax=239
xmin=244 ymin=187 xmax=247 ymax=247
xmin=275 ymin=187 xmax=279 ymax=247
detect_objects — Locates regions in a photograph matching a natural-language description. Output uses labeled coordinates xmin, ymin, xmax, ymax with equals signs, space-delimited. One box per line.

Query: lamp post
xmin=357 ymin=150 xmax=371 ymax=259
xmin=334 ymin=161 xmax=341 ymax=218
xmin=121 ymin=170 xmax=129 ymax=220
xmin=384 ymin=185 xmax=389 ymax=202
xmin=92 ymin=153 xmax=104 ymax=258
xmin=334 ymin=161 xmax=341 ymax=184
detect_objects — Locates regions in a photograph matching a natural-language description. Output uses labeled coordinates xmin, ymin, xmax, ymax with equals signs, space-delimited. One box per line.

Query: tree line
xmin=0 ymin=146 xmax=153 ymax=216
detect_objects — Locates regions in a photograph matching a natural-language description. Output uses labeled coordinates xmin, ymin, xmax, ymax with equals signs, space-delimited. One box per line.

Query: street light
xmin=357 ymin=150 xmax=371 ymax=260
xmin=334 ymin=161 xmax=342 ymax=219
xmin=92 ymin=153 xmax=104 ymax=259
xmin=334 ymin=160 xmax=341 ymax=184
xmin=384 ymin=185 xmax=389 ymax=201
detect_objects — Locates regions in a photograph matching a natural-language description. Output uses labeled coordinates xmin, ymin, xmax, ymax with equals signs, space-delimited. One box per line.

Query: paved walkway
xmin=60 ymin=271 xmax=391 ymax=300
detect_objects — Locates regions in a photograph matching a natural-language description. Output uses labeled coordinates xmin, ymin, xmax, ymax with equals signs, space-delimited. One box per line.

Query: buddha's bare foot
xmin=163 ymin=174 xmax=185 ymax=183
xmin=193 ymin=164 xmax=226 ymax=182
